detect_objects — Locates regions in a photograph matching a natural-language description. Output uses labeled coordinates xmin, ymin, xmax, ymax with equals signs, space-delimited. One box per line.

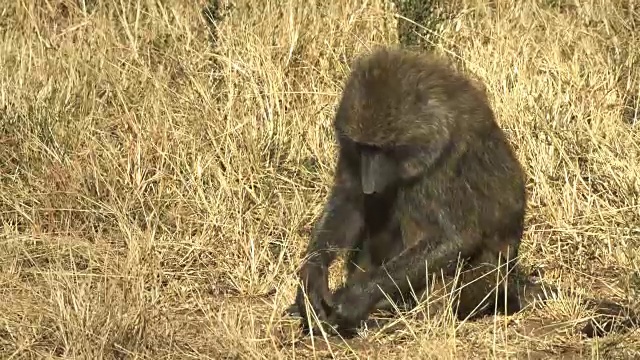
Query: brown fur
xmin=287 ymin=47 xmax=638 ymax=338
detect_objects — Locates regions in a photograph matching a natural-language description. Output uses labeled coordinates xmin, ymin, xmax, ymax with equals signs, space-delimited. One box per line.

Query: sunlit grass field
xmin=1 ymin=0 xmax=639 ymax=358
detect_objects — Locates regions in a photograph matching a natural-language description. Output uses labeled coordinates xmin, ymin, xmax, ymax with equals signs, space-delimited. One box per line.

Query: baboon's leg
xmin=453 ymin=237 xmax=522 ymax=320
xmin=478 ymin=263 xmax=640 ymax=338
xmin=451 ymin=255 xmax=522 ymax=321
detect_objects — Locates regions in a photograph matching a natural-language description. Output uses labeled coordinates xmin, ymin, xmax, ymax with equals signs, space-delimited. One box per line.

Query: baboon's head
xmin=333 ymin=47 xmax=452 ymax=194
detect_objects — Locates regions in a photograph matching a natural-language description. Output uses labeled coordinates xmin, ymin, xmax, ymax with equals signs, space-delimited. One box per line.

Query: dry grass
xmin=1 ymin=0 xmax=639 ymax=358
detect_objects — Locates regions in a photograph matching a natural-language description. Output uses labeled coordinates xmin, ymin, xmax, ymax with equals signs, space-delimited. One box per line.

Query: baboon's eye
xmin=337 ymin=132 xmax=357 ymax=149
xmin=355 ymin=142 xmax=383 ymax=154
xmin=392 ymin=144 xmax=423 ymax=160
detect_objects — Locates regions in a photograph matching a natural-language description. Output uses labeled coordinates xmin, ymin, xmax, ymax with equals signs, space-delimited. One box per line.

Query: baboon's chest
xmin=363 ymin=191 xmax=396 ymax=234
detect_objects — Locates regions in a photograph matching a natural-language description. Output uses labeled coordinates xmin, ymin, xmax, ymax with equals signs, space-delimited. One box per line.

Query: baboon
xmin=287 ymin=47 xmax=638 ymax=338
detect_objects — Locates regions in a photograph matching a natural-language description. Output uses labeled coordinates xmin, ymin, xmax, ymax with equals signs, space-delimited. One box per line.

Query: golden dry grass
xmin=1 ymin=0 xmax=639 ymax=358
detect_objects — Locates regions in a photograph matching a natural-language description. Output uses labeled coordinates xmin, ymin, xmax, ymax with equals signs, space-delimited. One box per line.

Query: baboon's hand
xmin=329 ymin=284 xmax=370 ymax=337
xmin=283 ymin=303 xmax=300 ymax=317
xmin=294 ymin=265 xmax=334 ymax=334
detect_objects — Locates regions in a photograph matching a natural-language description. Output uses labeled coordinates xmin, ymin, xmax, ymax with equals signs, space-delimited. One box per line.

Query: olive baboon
xmin=287 ymin=47 xmax=638 ymax=338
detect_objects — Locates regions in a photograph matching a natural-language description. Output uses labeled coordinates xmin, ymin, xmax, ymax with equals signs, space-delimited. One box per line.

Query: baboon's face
xmin=352 ymin=142 xmax=427 ymax=194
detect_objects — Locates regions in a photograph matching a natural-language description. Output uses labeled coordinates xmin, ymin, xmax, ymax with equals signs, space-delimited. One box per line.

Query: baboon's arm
xmin=294 ymin=155 xmax=365 ymax=329
xmin=300 ymin=155 xmax=365 ymax=275
xmin=330 ymin=225 xmax=476 ymax=331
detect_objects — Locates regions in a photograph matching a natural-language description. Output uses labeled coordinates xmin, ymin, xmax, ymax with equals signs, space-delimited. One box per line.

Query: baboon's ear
xmin=360 ymin=150 xmax=396 ymax=194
